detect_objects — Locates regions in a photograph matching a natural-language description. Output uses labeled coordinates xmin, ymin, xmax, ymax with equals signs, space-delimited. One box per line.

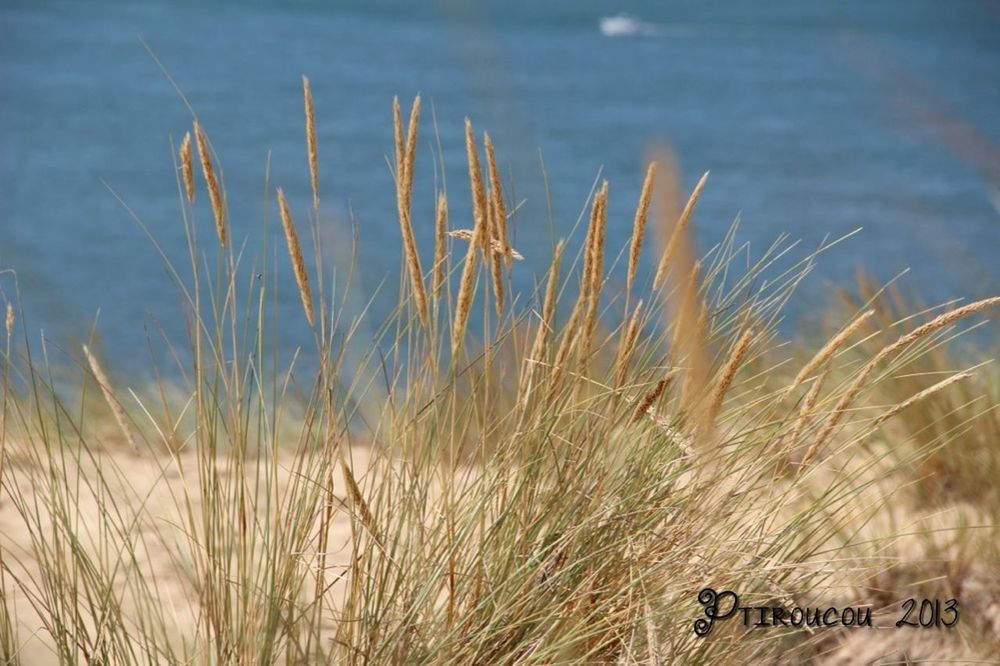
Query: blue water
xmin=2 ymin=0 xmax=999 ymax=365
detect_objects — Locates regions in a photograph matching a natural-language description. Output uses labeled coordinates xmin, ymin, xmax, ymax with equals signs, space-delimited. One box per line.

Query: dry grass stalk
xmin=872 ymin=371 xmax=973 ymax=427
xmin=82 ymin=344 xmax=138 ymax=453
xmin=580 ymin=182 xmax=609 ymax=360
xmin=393 ymin=97 xmax=405 ymax=183
xmin=614 ymin=300 xmax=644 ymax=388
xmin=402 ymin=96 xmax=421 ymax=214
xmin=654 ymin=171 xmax=709 ymax=291
xmin=465 ymin=120 xmax=490 ymax=258
xmin=484 ymin=134 xmax=512 ymax=267
xmin=394 ymin=96 xmax=429 ymax=328
xmin=631 ymin=377 xmax=669 ymax=423
xmin=452 ymin=120 xmax=489 ymax=353
xmin=447 ymin=230 xmax=522 ymax=259
xmin=193 ymin=121 xmax=228 ymax=247
xmin=627 ymin=161 xmax=657 ymax=294
xmin=487 ymin=194 xmax=505 ymax=317
xmin=302 ymin=75 xmax=320 ymax=211
xmin=339 ymin=458 xmax=380 ymax=545
xmin=433 ymin=193 xmax=449 ymax=300
xmin=704 ymin=327 xmax=754 ymax=430
xmin=179 ymin=132 xmax=195 ymax=204
xmin=518 ymin=242 xmax=564 ymax=405
xmin=548 ymin=301 xmax=583 ymax=395
xmin=803 ymin=296 xmax=1000 ymax=465
xmin=787 ymin=364 xmax=831 ymax=452
xmin=5 ymin=303 xmax=13 ymax=338
xmin=277 ymin=188 xmax=316 ymax=327
xmin=789 ymin=309 xmax=874 ymax=394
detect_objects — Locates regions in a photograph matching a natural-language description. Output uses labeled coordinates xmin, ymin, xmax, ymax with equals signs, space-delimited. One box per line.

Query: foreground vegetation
xmin=0 ymin=80 xmax=997 ymax=664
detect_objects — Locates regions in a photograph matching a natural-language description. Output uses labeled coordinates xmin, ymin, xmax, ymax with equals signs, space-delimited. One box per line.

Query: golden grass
xmin=302 ymin=75 xmax=319 ymax=211
xmin=193 ymin=121 xmax=227 ymax=247
xmin=627 ymin=161 xmax=656 ymax=295
xmin=179 ymin=131 xmax=195 ymax=204
xmin=1 ymin=85 xmax=998 ymax=665
xmin=277 ymin=187 xmax=315 ymax=327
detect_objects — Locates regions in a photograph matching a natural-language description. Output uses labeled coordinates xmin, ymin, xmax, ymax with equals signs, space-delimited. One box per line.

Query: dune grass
xmin=0 ymin=83 xmax=998 ymax=664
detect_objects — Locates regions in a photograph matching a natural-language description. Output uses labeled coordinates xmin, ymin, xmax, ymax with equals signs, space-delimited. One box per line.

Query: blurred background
xmin=1 ymin=0 xmax=998 ymax=365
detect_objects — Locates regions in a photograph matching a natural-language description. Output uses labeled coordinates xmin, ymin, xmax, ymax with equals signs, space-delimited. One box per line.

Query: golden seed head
xmin=303 ymin=75 xmax=320 ymax=210
xmin=193 ymin=121 xmax=228 ymax=247
xmin=179 ymin=132 xmax=195 ymax=204
xmin=277 ymin=188 xmax=315 ymax=327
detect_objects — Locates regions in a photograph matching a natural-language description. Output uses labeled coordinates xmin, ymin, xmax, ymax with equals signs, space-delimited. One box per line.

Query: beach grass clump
xmin=0 ymin=81 xmax=998 ymax=665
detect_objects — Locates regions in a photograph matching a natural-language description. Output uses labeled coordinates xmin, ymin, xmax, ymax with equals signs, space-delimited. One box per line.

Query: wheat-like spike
xmin=872 ymin=371 xmax=974 ymax=428
xmin=179 ymin=132 xmax=195 ymax=204
xmin=392 ymin=96 xmax=405 ymax=182
xmin=547 ymin=301 xmax=583 ymax=399
xmin=393 ymin=97 xmax=429 ymax=329
xmin=402 ymin=96 xmax=421 ymax=216
xmin=277 ymin=188 xmax=315 ymax=327
xmin=452 ymin=121 xmax=489 ymax=353
xmin=704 ymin=327 xmax=754 ymax=430
xmin=484 ymin=134 xmax=511 ymax=267
xmin=486 ymin=194 xmax=505 ymax=317
xmin=788 ymin=309 xmax=874 ymax=395
xmin=433 ymin=193 xmax=449 ymax=300
xmin=580 ymin=182 xmax=609 ymax=360
xmin=465 ymin=120 xmax=489 ymax=257
xmin=193 ymin=121 xmax=228 ymax=247
xmin=632 ymin=377 xmax=669 ymax=423
xmin=787 ymin=362 xmax=831 ymax=450
xmin=627 ymin=161 xmax=657 ymax=294
xmin=5 ymin=303 xmax=13 ymax=338
xmin=451 ymin=219 xmax=480 ymax=354
xmin=654 ymin=171 xmax=709 ymax=290
xmin=613 ymin=300 xmax=643 ymax=388
xmin=302 ymin=75 xmax=320 ymax=211
xmin=339 ymin=457 xmax=380 ymax=544
xmin=83 ymin=344 xmax=139 ymax=453
xmin=518 ymin=241 xmax=564 ymax=406
xmin=803 ymin=296 xmax=1000 ymax=465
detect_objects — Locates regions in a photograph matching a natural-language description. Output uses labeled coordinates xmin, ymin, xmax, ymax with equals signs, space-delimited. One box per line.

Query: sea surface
xmin=2 ymin=0 xmax=999 ymax=368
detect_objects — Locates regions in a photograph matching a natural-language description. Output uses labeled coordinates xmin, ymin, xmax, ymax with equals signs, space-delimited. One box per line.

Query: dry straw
xmin=452 ymin=119 xmax=487 ymax=353
xmin=632 ymin=375 xmax=675 ymax=424
xmin=613 ymin=299 xmax=644 ymax=388
xmin=803 ymin=296 xmax=1000 ymax=465
xmin=433 ymin=192 xmax=449 ymax=300
xmin=277 ymin=188 xmax=315 ymax=327
xmin=447 ymin=230 xmax=523 ymax=259
xmin=789 ymin=309 xmax=874 ymax=394
xmin=5 ymin=303 xmax=13 ymax=338
xmin=654 ymin=171 xmax=709 ymax=290
xmin=704 ymin=327 xmax=754 ymax=430
xmin=871 ymin=371 xmax=973 ymax=428
xmin=486 ymin=195 xmax=505 ymax=316
xmin=518 ymin=241 xmax=564 ymax=405
xmin=484 ymin=134 xmax=512 ymax=267
xmin=393 ymin=96 xmax=430 ymax=328
xmin=179 ymin=132 xmax=195 ymax=204
xmin=302 ymin=75 xmax=320 ymax=211
xmin=787 ymin=364 xmax=830 ymax=452
xmin=82 ymin=344 xmax=138 ymax=453
xmin=193 ymin=121 xmax=228 ymax=247
xmin=627 ymin=161 xmax=657 ymax=294
xmin=580 ymin=182 xmax=609 ymax=360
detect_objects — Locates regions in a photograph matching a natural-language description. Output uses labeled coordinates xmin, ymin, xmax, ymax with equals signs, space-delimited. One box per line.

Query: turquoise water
xmin=2 ymin=0 xmax=999 ymax=363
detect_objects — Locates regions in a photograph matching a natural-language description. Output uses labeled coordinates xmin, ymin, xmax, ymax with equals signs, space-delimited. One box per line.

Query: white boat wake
xmin=599 ymin=13 xmax=660 ymax=37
